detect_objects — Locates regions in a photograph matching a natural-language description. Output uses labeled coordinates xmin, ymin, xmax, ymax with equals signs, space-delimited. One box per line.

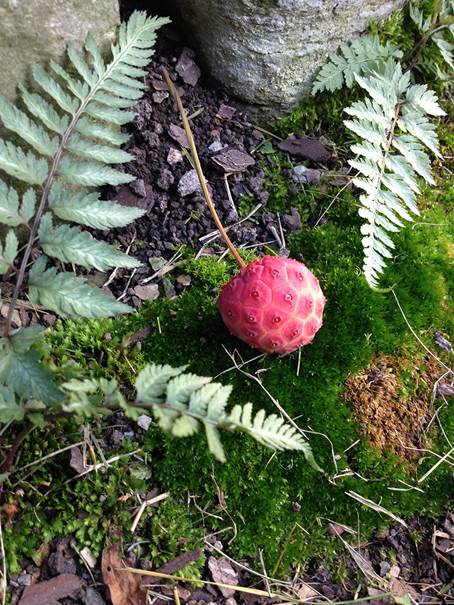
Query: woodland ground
xmin=1 ymin=6 xmax=453 ymax=605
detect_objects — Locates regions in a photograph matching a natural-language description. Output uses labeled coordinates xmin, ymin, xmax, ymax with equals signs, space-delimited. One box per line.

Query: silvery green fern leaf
xmin=38 ymin=213 xmax=142 ymax=271
xmin=136 ymin=365 xmax=313 ymax=465
xmin=344 ymin=59 xmax=443 ymax=288
xmin=75 ymin=118 xmax=130 ymax=145
xmin=312 ymin=35 xmax=402 ymax=94
xmin=29 ymin=256 xmax=132 ymax=318
xmin=0 ymin=11 xmax=168 ymax=405
xmin=0 ymin=231 xmax=18 ymax=274
xmin=0 ymin=96 xmax=58 ymax=156
xmin=66 ymin=134 xmax=134 ymax=164
xmin=48 ymin=185 xmax=145 ymax=230
xmin=58 ymin=157 xmax=135 ymax=186
xmin=0 ymin=140 xmax=48 ymax=184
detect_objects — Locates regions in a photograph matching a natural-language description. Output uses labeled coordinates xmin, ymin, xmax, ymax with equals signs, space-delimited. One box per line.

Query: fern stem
xmin=161 ymin=68 xmax=246 ymax=269
xmin=4 ymin=25 xmax=151 ymax=335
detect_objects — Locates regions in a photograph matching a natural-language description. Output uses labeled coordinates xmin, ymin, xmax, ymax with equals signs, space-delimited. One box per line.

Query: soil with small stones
xmin=99 ymin=27 xmax=336 ymax=304
xmin=0 ymin=25 xmax=338 ymax=330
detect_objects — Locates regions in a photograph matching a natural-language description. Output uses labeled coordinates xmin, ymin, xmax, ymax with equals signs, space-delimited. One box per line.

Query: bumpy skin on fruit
xmin=218 ymin=256 xmax=326 ymax=355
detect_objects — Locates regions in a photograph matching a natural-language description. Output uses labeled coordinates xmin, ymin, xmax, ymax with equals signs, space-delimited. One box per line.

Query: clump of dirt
xmin=344 ymin=355 xmax=440 ymax=460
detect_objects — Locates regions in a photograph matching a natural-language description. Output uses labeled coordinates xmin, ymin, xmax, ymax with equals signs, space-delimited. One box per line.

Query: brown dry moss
xmin=344 ymin=355 xmax=441 ymax=460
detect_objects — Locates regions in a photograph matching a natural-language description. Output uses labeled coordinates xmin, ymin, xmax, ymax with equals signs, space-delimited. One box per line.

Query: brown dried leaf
xmin=216 ymin=104 xmax=236 ymax=120
xmin=295 ymin=583 xmax=318 ymax=601
xmin=176 ymin=48 xmax=201 ymax=86
xmin=212 ymin=148 xmax=255 ymax=173
xmin=168 ymin=123 xmax=189 ymax=148
xmin=207 ymin=556 xmax=238 ymax=597
xmin=390 ymin=577 xmax=419 ymax=601
xmin=102 ymin=543 xmax=147 ymax=605
xmin=438 ymin=383 xmax=454 ymax=397
xmin=69 ymin=446 xmax=86 ymax=474
xmin=278 ymin=137 xmax=332 ymax=162
xmin=133 ymin=284 xmax=160 ymax=301
xmin=126 ymin=327 xmax=152 ymax=347
xmin=18 ymin=574 xmax=83 ymax=605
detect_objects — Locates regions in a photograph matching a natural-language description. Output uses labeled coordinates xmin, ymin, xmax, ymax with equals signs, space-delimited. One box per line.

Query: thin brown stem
xmin=0 ymin=422 xmax=34 ymax=475
xmin=161 ymin=67 xmax=246 ymax=269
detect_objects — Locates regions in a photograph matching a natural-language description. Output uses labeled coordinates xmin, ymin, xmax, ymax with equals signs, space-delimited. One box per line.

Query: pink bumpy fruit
xmin=218 ymin=256 xmax=326 ymax=355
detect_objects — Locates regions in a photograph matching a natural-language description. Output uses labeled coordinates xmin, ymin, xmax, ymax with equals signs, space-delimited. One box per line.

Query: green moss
xmin=7 ymin=187 xmax=450 ymax=573
xmin=5 ymin=1 xmax=453 ymax=577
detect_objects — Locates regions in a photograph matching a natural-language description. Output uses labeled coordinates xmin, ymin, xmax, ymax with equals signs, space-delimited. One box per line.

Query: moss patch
xmin=3 ymin=6 xmax=454 ymax=580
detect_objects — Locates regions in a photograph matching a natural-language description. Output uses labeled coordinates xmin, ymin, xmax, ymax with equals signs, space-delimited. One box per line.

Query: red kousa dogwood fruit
xmin=218 ymin=256 xmax=326 ymax=355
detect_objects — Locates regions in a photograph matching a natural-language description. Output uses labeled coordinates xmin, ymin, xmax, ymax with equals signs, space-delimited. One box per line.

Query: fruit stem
xmin=162 ymin=68 xmax=246 ymax=269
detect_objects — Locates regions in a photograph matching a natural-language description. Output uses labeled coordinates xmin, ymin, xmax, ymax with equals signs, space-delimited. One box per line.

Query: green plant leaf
xmin=38 ymin=213 xmax=142 ymax=271
xmin=0 ymin=340 xmax=62 ymax=402
xmin=136 ymin=364 xmax=187 ymax=403
xmin=76 ymin=118 xmax=130 ymax=145
xmin=29 ymin=256 xmax=133 ymax=318
xmin=32 ymin=63 xmax=79 ymax=114
xmin=67 ymin=134 xmax=134 ymax=164
xmin=0 ymin=384 xmax=24 ymax=423
xmin=19 ymin=85 xmax=70 ymax=134
xmin=0 ymin=95 xmax=58 ymax=156
xmin=0 ymin=230 xmax=18 ymax=273
xmin=58 ymin=157 xmax=135 ymax=186
xmin=10 ymin=325 xmax=45 ymax=354
xmin=50 ymin=60 xmax=90 ymax=101
xmin=48 ymin=185 xmax=145 ymax=230
xmin=0 ymin=140 xmax=48 ymax=184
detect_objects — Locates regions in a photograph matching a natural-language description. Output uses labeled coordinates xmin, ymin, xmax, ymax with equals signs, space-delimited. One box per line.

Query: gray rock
xmin=208 ymin=141 xmax=225 ymax=153
xmin=0 ymin=0 xmax=119 ymax=101
xmin=292 ymin=165 xmax=322 ymax=185
xmin=178 ymin=169 xmax=202 ymax=197
xmin=82 ymin=587 xmax=106 ymax=605
xmin=166 ymin=0 xmax=405 ymax=115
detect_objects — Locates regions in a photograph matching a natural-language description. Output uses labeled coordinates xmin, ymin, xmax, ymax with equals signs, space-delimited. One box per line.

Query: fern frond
xmin=85 ymin=32 xmax=106 ymax=78
xmin=136 ymin=364 xmax=187 ymax=403
xmin=38 ymin=213 xmax=142 ymax=271
xmin=344 ymin=59 xmax=441 ymax=288
xmin=228 ymin=403 xmax=308 ymax=453
xmin=312 ymin=35 xmax=402 ymax=94
xmin=31 ymin=64 xmax=79 ymax=114
xmin=66 ymin=134 xmax=134 ymax=164
xmin=50 ymin=60 xmax=90 ymax=101
xmin=0 ymin=231 xmax=18 ymax=273
xmin=67 ymin=44 xmax=97 ymax=86
xmin=75 ymin=118 xmax=130 ymax=145
xmin=19 ymin=85 xmax=70 ymax=134
xmin=84 ymin=103 xmax=135 ymax=125
xmin=48 ymin=185 xmax=145 ymax=230
xmin=135 ymin=365 xmax=312 ymax=464
xmin=59 ymin=157 xmax=135 ymax=186
xmin=29 ymin=256 xmax=132 ymax=318
xmin=0 ymin=180 xmax=35 ymax=226
xmin=0 ymin=96 xmax=58 ymax=156
xmin=0 ymin=140 xmax=48 ymax=185
xmin=0 ymin=10 xmax=167 ymax=365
